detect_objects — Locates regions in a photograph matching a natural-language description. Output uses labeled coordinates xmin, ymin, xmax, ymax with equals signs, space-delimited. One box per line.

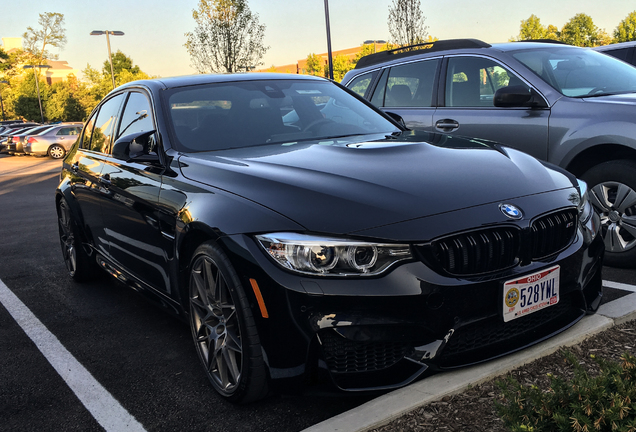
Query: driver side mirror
xmin=384 ymin=111 xmax=408 ymax=129
xmin=112 ymin=130 xmax=160 ymax=163
xmin=494 ymin=85 xmax=546 ymax=108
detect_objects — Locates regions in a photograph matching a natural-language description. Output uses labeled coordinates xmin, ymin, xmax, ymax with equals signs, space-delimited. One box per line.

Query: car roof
xmin=117 ymin=72 xmax=327 ymax=92
xmin=352 ymin=39 xmax=576 ymax=70
xmin=593 ymin=41 xmax=636 ymax=51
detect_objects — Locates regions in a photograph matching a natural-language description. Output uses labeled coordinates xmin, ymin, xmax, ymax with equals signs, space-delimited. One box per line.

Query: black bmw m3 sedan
xmin=56 ymin=73 xmax=604 ymax=403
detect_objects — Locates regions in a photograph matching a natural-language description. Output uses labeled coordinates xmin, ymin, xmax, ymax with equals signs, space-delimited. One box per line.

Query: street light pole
xmin=22 ymin=65 xmax=50 ymax=124
xmin=90 ymin=30 xmax=125 ymax=90
xmin=0 ymin=80 xmax=8 ymax=121
xmin=323 ymin=0 xmax=334 ymax=80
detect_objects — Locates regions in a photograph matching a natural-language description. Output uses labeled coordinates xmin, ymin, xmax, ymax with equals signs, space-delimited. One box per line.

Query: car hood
xmin=582 ymin=92 xmax=636 ymax=104
xmin=178 ymin=132 xmax=575 ymax=235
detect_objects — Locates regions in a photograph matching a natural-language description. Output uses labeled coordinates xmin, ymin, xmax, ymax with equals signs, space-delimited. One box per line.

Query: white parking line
xmin=0 ymin=279 xmax=146 ymax=432
xmin=603 ymin=280 xmax=636 ymax=293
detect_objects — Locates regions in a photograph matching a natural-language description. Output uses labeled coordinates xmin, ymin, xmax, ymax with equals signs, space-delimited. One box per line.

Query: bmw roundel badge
xmin=500 ymin=203 xmax=523 ymax=220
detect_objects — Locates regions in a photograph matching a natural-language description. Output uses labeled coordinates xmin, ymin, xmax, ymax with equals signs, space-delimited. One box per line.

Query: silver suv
xmin=343 ymin=39 xmax=636 ymax=268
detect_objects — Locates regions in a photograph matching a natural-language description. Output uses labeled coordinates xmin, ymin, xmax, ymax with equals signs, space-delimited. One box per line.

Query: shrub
xmin=495 ymin=351 xmax=636 ymax=432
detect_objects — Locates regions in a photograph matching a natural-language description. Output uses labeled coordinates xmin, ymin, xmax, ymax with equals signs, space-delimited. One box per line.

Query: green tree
xmin=22 ymin=12 xmax=67 ymax=66
xmin=560 ymin=13 xmax=606 ymax=47
xmin=44 ymin=75 xmax=87 ymax=122
xmin=102 ymin=50 xmax=140 ymax=77
xmin=184 ymin=0 xmax=268 ymax=73
xmin=514 ymin=14 xmax=549 ymax=40
xmin=305 ymin=53 xmax=324 ymax=76
xmin=614 ymin=11 xmax=636 ymax=42
xmin=387 ymin=0 xmax=429 ymax=48
xmin=331 ymin=55 xmax=353 ymax=82
xmin=12 ymin=72 xmax=50 ymax=121
xmin=0 ymin=47 xmax=9 ymax=73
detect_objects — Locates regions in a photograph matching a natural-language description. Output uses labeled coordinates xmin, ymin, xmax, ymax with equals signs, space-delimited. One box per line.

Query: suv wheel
xmin=582 ymin=160 xmax=636 ymax=268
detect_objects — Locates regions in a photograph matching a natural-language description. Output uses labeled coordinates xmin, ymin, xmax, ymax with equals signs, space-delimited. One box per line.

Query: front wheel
xmin=48 ymin=144 xmax=66 ymax=159
xmin=581 ymin=160 xmax=636 ymax=268
xmin=188 ymin=241 xmax=268 ymax=403
xmin=57 ymin=198 xmax=98 ymax=282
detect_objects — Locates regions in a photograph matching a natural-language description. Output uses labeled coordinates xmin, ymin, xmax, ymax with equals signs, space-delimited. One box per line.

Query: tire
xmin=48 ymin=144 xmax=66 ymax=159
xmin=188 ymin=241 xmax=268 ymax=403
xmin=581 ymin=160 xmax=636 ymax=268
xmin=57 ymin=198 xmax=97 ymax=282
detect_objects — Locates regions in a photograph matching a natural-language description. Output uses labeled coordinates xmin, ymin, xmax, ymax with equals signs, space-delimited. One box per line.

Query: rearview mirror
xmin=494 ymin=85 xmax=545 ymax=108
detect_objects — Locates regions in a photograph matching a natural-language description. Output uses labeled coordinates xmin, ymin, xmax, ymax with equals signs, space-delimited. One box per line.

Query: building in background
xmin=1 ymin=37 xmax=79 ymax=83
xmin=256 ymin=42 xmax=386 ymax=74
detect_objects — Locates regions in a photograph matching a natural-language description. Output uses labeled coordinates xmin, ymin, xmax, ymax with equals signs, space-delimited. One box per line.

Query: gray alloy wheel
xmin=189 ymin=241 xmax=268 ymax=403
xmin=48 ymin=144 xmax=66 ymax=159
xmin=57 ymin=199 xmax=95 ymax=282
xmin=582 ymin=160 xmax=636 ymax=268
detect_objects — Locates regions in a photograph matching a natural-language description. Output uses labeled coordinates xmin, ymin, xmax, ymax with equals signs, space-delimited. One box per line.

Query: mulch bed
xmin=372 ymin=319 xmax=636 ymax=432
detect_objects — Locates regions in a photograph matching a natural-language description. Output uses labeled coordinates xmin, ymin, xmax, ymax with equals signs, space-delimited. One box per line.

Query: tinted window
xmin=445 ymin=57 xmax=528 ymax=107
xmin=346 ymin=71 xmax=377 ymax=97
xmin=117 ymin=92 xmax=155 ymax=140
xmin=166 ymin=79 xmax=399 ymax=152
xmin=601 ymin=47 xmax=631 ymax=62
xmin=57 ymin=127 xmax=80 ymax=136
xmin=385 ymin=59 xmax=439 ymax=107
xmin=85 ymin=94 xmax=124 ymax=153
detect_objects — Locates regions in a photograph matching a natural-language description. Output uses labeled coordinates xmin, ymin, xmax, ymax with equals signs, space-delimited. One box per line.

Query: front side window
xmin=513 ymin=47 xmax=636 ymax=97
xmin=165 ymin=79 xmax=399 ymax=152
xmin=85 ymin=94 xmax=125 ymax=153
xmin=445 ymin=57 xmax=529 ymax=107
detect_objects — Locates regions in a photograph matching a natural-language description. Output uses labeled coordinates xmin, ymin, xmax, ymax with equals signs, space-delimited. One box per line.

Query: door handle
xmin=435 ymin=119 xmax=460 ymax=132
xmin=71 ymin=162 xmax=79 ymax=173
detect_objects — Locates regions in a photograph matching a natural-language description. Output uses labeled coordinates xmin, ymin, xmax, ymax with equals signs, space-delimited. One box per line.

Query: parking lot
xmin=2 ymin=154 xmax=636 ymax=432
xmin=0 ymin=154 xmax=373 ymax=431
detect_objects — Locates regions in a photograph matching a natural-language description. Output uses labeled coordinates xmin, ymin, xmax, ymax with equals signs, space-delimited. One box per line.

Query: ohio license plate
xmin=503 ymin=265 xmax=560 ymax=322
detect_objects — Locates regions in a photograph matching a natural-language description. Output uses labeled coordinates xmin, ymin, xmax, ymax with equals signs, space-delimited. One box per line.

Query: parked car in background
xmin=7 ymin=125 xmax=56 ymax=155
xmin=0 ymin=123 xmax=40 ymax=152
xmin=593 ymin=41 xmax=636 ymax=67
xmin=57 ymin=73 xmax=603 ymax=403
xmin=343 ymin=39 xmax=636 ymax=267
xmin=24 ymin=123 xmax=83 ymax=158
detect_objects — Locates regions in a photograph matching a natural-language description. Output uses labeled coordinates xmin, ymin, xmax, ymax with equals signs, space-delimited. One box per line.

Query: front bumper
xmin=222 ymin=207 xmax=603 ymax=394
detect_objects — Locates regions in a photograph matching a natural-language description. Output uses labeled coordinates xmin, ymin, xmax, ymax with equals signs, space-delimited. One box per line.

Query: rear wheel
xmin=188 ymin=241 xmax=268 ymax=403
xmin=48 ymin=144 xmax=66 ymax=159
xmin=57 ymin=199 xmax=97 ymax=282
xmin=582 ymin=160 xmax=636 ymax=268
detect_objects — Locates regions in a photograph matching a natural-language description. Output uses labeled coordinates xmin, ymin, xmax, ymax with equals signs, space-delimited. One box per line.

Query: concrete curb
xmin=302 ymin=293 xmax=636 ymax=432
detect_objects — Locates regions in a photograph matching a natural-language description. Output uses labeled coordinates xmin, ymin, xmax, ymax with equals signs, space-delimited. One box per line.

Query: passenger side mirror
xmin=494 ymin=85 xmax=546 ymax=108
xmin=112 ymin=130 xmax=160 ymax=163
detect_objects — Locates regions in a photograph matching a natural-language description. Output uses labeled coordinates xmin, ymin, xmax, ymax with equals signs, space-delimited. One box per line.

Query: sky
xmin=2 ymin=0 xmax=636 ymax=79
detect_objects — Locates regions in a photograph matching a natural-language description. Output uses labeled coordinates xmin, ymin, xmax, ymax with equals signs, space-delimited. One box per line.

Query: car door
xmin=432 ymin=55 xmax=550 ymax=160
xmin=66 ymin=93 xmax=126 ymax=257
xmin=99 ymin=91 xmax=170 ymax=294
xmin=367 ymin=58 xmax=441 ymax=130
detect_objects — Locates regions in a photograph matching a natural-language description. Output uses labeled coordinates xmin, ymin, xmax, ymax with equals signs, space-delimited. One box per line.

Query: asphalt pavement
xmin=2 ymin=154 xmax=636 ymax=432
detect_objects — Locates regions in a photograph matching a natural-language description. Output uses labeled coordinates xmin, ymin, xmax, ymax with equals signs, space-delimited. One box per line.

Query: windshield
xmin=165 ymin=79 xmax=400 ymax=152
xmin=513 ymin=47 xmax=636 ymax=97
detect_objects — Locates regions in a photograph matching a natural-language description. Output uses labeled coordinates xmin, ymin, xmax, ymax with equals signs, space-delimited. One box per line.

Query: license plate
xmin=503 ymin=265 xmax=560 ymax=322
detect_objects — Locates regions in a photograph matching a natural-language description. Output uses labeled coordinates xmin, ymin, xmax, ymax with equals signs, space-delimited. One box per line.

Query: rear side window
xmin=384 ymin=59 xmax=439 ymax=108
xmin=83 ymin=94 xmax=125 ymax=153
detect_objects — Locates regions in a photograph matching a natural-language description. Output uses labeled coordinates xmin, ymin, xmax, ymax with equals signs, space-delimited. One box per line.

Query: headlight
xmin=255 ymin=233 xmax=412 ymax=276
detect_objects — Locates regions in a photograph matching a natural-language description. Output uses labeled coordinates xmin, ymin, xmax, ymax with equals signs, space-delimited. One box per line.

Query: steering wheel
xmin=302 ymin=118 xmax=333 ymax=132
xmin=586 ymin=86 xmax=607 ymax=96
